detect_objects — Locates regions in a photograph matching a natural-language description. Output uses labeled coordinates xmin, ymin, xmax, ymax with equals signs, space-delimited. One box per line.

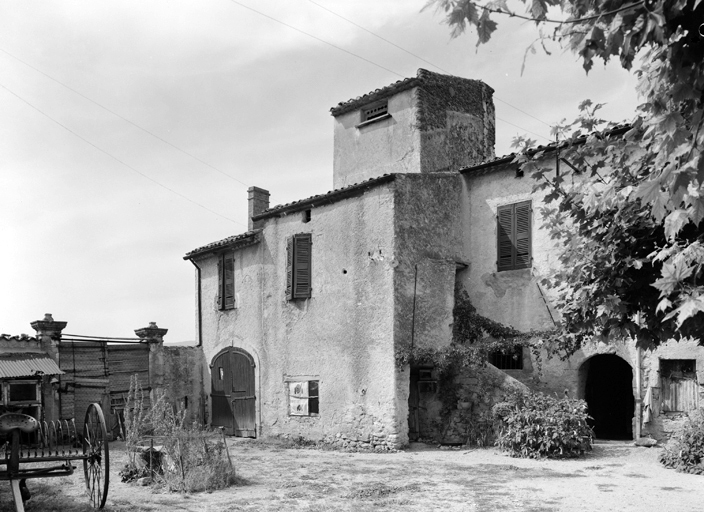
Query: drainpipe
xmin=190 ymin=260 xmax=203 ymax=347
xmin=634 ymin=346 xmax=642 ymax=440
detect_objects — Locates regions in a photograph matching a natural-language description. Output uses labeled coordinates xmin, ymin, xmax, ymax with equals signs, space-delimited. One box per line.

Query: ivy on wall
xmin=395 ymin=286 xmax=547 ymax=372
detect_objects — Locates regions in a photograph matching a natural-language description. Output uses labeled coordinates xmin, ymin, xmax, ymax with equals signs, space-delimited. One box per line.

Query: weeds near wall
xmin=120 ymin=376 xmax=237 ymax=492
xmin=659 ymin=411 xmax=704 ymax=475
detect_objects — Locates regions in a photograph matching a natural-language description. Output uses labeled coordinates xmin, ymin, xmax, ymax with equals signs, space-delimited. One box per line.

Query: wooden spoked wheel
xmin=83 ymin=403 xmax=109 ymax=509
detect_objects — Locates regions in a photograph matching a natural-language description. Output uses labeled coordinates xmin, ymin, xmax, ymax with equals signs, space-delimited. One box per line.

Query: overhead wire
xmin=229 ymin=0 xmax=551 ymax=142
xmin=0 ymin=47 xmax=250 ymax=189
xmin=306 ymin=0 xmax=554 ymax=131
xmin=0 ymin=81 xmax=245 ymax=227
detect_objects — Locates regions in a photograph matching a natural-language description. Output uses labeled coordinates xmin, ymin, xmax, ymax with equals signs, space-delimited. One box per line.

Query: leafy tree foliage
xmin=427 ymin=0 xmax=704 ymax=351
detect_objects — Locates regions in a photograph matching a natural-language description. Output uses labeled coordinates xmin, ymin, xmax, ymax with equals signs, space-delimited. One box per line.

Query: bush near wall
xmin=495 ymin=391 xmax=593 ymax=459
xmin=659 ymin=411 xmax=704 ymax=475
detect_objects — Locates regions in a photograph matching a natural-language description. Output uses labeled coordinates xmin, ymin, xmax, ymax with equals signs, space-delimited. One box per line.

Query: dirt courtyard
xmin=0 ymin=439 xmax=700 ymax=511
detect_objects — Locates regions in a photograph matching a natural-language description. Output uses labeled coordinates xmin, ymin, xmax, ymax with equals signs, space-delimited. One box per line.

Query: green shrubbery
xmin=495 ymin=391 xmax=593 ymax=459
xmin=659 ymin=412 xmax=704 ymax=475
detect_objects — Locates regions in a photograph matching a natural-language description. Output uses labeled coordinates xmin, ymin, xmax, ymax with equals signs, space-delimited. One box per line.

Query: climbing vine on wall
xmin=395 ymin=287 xmax=547 ymax=373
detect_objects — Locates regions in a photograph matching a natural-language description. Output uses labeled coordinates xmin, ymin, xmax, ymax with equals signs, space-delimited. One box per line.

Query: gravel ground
xmin=0 ymin=439 xmax=700 ymax=511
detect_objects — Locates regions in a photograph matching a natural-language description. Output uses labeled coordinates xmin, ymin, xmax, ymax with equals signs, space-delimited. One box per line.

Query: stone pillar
xmin=135 ymin=322 xmax=167 ymax=400
xmin=248 ymin=186 xmax=270 ymax=231
xmin=30 ymin=313 xmax=67 ymax=423
xmin=30 ymin=313 xmax=67 ymax=364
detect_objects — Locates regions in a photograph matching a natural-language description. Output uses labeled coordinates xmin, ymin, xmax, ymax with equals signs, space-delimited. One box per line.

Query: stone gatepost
xmin=135 ymin=322 xmax=167 ymax=400
xmin=30 ymin=313 xmax=67 ymax=423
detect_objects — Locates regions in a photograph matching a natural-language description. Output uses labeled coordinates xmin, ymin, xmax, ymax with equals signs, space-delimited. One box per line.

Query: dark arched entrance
xmin=211 ymin=347 xmax=256 ymax=437
xmin=581 ymin=354 xmax=634 ymax=440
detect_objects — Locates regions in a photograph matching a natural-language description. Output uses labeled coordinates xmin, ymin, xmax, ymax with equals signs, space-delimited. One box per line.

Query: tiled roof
xmin=0 ymin=334 xmax=37 ymax=343
xmin=184 ymin=230 xmax=261 ymax=260
xmin=252 ymin=173 xmax=396 ymax=221
xmin=330 ymin=68 xmax=476 ymax=117
xmin=0 ymin=353 xmax=63 ymax=378
xmin=461 ymin=124 xmax=632 ymax=175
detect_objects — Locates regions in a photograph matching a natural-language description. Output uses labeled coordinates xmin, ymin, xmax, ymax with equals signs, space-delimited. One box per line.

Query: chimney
xmin=248 ymin=186 xmax=270 ymax=231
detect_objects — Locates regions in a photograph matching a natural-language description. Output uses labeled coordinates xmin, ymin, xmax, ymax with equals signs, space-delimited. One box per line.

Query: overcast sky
xmin=1 ymin=0 xmax=639 ymax=343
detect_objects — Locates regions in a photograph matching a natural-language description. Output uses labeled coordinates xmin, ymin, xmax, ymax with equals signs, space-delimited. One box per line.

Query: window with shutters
xmin=661 ymin=359 xmax=698 ymax=412
xmin=217 ymin=252 xmax=235 ymax=310
xmin=288 ymin=380 xmax=319 ymax=416
xmin=286 ymin=233 xmax=312 ymax=300
xmin=497 ymin=201 xmax=532 ymax=271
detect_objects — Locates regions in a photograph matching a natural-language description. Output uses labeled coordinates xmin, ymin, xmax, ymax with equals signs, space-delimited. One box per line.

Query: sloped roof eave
xmin=0 ymin=353 xmax=63 ymax=379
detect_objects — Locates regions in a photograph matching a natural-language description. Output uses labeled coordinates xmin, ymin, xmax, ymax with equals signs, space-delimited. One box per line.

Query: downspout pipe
xmin=635 ymin=346 xmax=642 ymax=440
xmin=190 ymin=259 xmax=203 ymax=347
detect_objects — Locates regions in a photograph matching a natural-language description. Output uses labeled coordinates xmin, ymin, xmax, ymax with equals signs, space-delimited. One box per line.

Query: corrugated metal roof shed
xmin=0 ymin=353 xmax=63 ymax=378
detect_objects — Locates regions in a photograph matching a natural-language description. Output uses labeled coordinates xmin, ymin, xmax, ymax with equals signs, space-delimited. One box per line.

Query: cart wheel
xmin=83 ymin=403 xmax=109 ymax=509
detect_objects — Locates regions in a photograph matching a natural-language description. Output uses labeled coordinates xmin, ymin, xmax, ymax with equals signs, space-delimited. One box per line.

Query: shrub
xmin=123 ymin=376 xmax=238 ymax=492
xmin=495 ymin=391 xmax=593 ymax=458
xmin=659 ymin=411 xmax=704 ymax=475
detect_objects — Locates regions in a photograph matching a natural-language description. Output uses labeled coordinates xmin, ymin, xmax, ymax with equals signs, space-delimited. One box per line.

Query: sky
xmin=0 ymin=0 xmax=640 ymax=343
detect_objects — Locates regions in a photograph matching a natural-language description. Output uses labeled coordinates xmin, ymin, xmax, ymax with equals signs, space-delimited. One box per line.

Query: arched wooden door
xmin=211 ymin=348 xmax=256 ymax=437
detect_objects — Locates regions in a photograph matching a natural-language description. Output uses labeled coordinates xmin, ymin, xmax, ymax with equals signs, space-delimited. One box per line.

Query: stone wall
xmin=162 ymin=345 xmax=207 ymax=425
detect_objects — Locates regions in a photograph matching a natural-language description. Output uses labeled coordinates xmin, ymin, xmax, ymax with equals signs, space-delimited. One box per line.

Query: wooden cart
xmin=0 ymin=403 xmax=109 ymax=512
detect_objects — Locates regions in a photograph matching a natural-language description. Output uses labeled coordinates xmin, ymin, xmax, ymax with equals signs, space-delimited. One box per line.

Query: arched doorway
xmin=580 ymin=354 xmax=634 ymax=440
xmin=211 ymin=347 xmax=256 ymax=437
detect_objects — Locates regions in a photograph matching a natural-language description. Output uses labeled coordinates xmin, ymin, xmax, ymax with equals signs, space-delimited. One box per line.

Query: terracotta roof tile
xmin=252 ymin=173 xmax=396 ymax=220
xmin=184 ymin=230 xmax=261 ymax=260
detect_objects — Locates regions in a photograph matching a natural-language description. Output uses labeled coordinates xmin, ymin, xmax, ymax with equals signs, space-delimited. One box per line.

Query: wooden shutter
xmin=515 ymin=202 xmax=532 ymax=269
xmin=223 ymin=254 xmax=235 ymax=309
xmin=292 ymin=233 xmax=312 ymax=299
xmin=497 ymin=205 xmax=514 ymax=271
xmin=497 ymin=201 xmax=531 ymax=271
xmin=217 ymin=257 xmax=223 ymax=309
xmin=286 ymin=238 xmax=293 ymax=300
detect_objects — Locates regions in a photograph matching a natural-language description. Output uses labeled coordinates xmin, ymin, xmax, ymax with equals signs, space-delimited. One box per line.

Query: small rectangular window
xmin=661 ymin=359 xmax=698 ymax=412
xmin=218 ymin=252 xmax=235 ymax=310
xmin=363 ymin=102 xmax=388 ymax=122
xmin=490 ymin=346 xmax=524 ymax=370
xmin=5 ymin=380 xmax=40 ymax=405
xmin=497 ymin=201 xmax=532 ymax=271
xmin=286 ymin=233 xmax=312 ymax=300
xmin=288 ymin=380 xmax=319 ymax=416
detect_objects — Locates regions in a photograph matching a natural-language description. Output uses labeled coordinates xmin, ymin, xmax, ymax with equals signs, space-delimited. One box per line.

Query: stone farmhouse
xmin=184 ymin=69 xmax=704 ymax=449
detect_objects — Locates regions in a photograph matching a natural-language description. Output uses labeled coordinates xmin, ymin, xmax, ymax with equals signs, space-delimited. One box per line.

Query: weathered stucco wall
xmin=333 ymin=88 xmax=420 ymax=189
xmin=162 ymin=345 xmax=206 ymax=425
xmin=332 ymin=73 xmax=495 ymax=189
xmin=462 ymin=162 xmax=704 ymax=440
xmin=461 ymin=163 xmax=559 ymax=334
xmin=393 ymin=173 xmax=466 ymax=444
xmin=198 ymin=183 xmax=400 ymax=448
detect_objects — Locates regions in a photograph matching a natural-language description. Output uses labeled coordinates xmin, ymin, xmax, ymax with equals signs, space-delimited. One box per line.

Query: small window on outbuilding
xmin=490 ymin=346 xmax=524 ymax=370
xmin=362 ymin=101 xmax=388 ymax=122
xmin=3 ymin=380 xmax=41 ymax=406
xmin=497 ymin=201 xmax=532 ymax=271
xmin=661 ymin=359 xmax=698 ymax=412
xmin=288 ymin=380 xmax=319 ymax=416
xmin=286 ymin=233 xmax=312 ymax=300
xmin=217 ymin=252 xmax=235 ymax=310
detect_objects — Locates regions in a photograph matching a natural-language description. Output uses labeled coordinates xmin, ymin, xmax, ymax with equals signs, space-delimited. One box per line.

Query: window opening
xmin=303 ymin=209 xmax=311 ymax=223
xmin=363 ymin=102 xmax=388 ymax=122
xmin=218 ymin=252 xmax=235 ymax=310
xmin=497 ymin=201 xmax=532 ymax=271
xmin=286 ymin=233 xmax=312 ymax=300
xmin=288 ymin=380 xmax=319 ymax=416
xmin=219 ymin=367 xmax=224 ymax=380
xmin=661 ymin=359 xmax=698 ymax=412
xmin=490 ymin=346 xmax=524 ymax=370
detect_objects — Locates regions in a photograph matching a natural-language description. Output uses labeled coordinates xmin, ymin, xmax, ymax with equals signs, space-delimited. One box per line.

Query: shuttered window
xmin=661 ymin=359 xmax=698 ymax=412
xmin=288 ymin=380 xmax=319 ymax=416
xmin=286 ymin=233 xmax=312 ymax=300
xmin=217 ymin=252 xmax=235 ymax=310
xmin=497 ymin=201 xmax=532 ymax=271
